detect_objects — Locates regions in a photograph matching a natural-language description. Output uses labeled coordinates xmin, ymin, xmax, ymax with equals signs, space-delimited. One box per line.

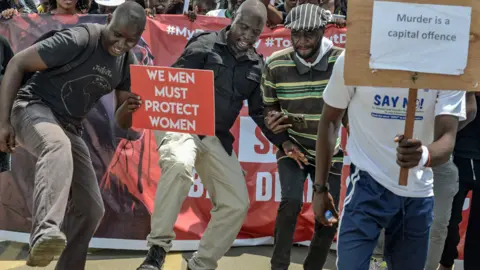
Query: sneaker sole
xmin=26 ymin=234 xmax=66 ymax=267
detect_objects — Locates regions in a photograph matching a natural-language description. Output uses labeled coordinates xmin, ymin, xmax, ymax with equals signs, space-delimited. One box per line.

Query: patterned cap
xmin=285 ymin=4 xmax=332 ymax=31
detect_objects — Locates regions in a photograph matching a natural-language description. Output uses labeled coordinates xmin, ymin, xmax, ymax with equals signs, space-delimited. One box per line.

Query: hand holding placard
xmin=130 ymin=65 xmax=215 ymax=136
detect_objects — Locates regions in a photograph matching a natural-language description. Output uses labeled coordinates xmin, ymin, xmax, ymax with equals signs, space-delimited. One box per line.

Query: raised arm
xmin=428 ymin=90 xmax=466 ymax=166
xmin=396 ymin=90 xmax=466 ymax=169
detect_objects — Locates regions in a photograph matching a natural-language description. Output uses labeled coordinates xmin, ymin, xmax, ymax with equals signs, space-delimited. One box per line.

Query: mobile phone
xmin=284 ymin=114 xmax=307 ymax=128
xmin=325 ymin=210 xmax=333 ymax=220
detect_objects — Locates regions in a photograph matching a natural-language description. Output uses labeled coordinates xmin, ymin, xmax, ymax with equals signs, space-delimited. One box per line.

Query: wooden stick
xmin=399 ymin=88 xmax=418 ymax=186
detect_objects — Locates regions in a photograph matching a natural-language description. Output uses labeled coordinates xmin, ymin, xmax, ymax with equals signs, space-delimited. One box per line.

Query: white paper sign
xmin=369 ymin=1 xmax=472 ymax=75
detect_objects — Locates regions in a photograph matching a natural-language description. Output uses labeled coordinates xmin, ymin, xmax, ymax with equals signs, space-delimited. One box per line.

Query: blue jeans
xmin=337 ymin=164 xmax=434 ymax=270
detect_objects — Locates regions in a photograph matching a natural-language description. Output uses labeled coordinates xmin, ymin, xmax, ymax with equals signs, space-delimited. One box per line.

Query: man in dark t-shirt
xmin=0 ymin=2 xmax=146 ymax=269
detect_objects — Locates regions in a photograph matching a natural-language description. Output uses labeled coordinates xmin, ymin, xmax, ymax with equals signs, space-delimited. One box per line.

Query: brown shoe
xmin=26 ymin=231 xmax=66 ymax=267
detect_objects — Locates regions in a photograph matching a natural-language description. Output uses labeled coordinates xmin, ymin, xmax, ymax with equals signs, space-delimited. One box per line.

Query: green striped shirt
xmin=261 ymin=46 xmax=344 ymax=163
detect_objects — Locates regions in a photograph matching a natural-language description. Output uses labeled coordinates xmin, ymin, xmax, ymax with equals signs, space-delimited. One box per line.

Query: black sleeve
xmin=0 ymin=35 xmax=14 ymax=83
xmin=0 ymin=35 xmax=13 ymax=73
xmin=171 ymin=36 xmax=208 ymax=69
xmin=35 ymin=27 xmax=89 ymax=69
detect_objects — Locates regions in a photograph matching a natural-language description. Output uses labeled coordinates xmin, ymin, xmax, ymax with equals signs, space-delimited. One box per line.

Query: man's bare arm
xmin=267 ymin=5 xmax=283 ymax=26
xmin=428 ymin=115 xmax=460 ymax=167
xmin=0 ymin=46 xmax=48 ymax=123
xmin=458 ymin=92 xmax=477 ymax=131
xmin=315 ymin=104 xmax=345 ymax=185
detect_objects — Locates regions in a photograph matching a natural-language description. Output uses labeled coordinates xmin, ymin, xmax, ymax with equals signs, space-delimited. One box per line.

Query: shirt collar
xmin=215 ymin=26 xmax=260 ymax=62
xmin=293 ymin=37 xmax=334 ymax=75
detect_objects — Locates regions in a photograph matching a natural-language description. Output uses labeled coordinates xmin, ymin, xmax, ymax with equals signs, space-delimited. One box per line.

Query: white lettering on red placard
xmin=133 ymin=66 xmax=214 ymax=135
xmin=238 ymin=117 xmax=277 ymax=163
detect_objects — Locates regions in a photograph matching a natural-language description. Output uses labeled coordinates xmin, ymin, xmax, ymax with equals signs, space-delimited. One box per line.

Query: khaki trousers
xmin=148 ymin=132 xmax=249 ymax=270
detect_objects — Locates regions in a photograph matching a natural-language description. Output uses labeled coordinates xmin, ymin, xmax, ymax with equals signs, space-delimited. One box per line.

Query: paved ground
xmin=0 ymin=241 xmax=465 ymax=270
xmin=0 ymin=241 xmax=337 ymax=270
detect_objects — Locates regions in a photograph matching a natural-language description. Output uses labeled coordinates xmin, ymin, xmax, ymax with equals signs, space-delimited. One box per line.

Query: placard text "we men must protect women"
xmin=130 ymin=65 xmax=215 ymax=136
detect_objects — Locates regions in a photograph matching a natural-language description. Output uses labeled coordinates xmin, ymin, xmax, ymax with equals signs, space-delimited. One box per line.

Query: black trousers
xmin=271 ymin=157 xmax=341 ymax=270
xmin=0 ymin=151 xmax=10 ymax=173
xmin=440 ymin=156 xmax=480 ymax=269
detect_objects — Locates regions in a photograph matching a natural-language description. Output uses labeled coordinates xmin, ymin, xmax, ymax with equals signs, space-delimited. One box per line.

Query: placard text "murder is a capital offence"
xmin=369 ymin=1 xmax=472 ymax=75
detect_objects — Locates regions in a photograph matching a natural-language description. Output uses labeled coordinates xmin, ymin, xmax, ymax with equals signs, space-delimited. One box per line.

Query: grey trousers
xmin=11 ymin=100 xmax=105 ymax=270
xmin=425 ymin=159 xmax=459 ymax=270
xmin=374 ymin=159 xmax=459 ymax=270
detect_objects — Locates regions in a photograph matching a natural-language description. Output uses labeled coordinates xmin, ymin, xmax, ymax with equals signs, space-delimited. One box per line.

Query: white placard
xmin=369 ymin=1 xmax=472 ymax=75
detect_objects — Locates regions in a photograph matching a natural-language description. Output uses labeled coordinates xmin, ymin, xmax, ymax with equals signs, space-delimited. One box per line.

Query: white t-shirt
xmin=206 ymin=9 xmax=228 ymax=17
xmin=323 ymin=52 xmax=466 ymax=198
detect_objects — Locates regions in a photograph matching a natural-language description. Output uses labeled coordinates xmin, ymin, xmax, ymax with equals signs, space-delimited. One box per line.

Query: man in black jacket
xmin=137 ymin=1 xmax=288 ymax=270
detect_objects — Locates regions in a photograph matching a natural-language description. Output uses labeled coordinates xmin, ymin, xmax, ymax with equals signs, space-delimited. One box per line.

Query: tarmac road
xmin=0 ymin=241 xmax=465 ymax=270
xmin=0 ymin=241 xmax=337 ymax=270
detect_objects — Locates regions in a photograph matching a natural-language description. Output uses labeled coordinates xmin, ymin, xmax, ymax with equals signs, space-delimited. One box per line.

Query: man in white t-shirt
xmin=313 ymin=51 xmax=466 ymax=270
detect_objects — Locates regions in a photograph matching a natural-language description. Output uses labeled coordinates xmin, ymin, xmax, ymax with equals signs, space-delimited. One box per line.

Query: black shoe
xmin=137 ymin=245 xmax=167 ymax=270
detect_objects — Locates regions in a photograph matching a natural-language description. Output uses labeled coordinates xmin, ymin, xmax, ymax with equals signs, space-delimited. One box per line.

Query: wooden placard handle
xmin=399 ymin=88 xmax=418 ymax=186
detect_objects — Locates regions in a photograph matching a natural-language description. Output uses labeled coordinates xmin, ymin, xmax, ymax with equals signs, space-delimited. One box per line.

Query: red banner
xmin=0 ymin=14 xmax=347 ymax=250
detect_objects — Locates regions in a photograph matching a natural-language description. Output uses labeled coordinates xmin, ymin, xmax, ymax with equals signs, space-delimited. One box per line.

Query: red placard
xmin=131 ymin=65 xmax=215 ymax=136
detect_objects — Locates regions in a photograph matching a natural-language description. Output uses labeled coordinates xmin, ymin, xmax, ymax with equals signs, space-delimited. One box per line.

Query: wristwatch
xmin=312 ymin=183 xmax=329 ymax=194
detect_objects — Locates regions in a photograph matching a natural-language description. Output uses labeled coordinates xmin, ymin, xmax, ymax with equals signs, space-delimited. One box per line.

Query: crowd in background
xmin=3 ymin=1 xmax=479 ymax=270
xmin=0 ymin=0 xmax=348 ymax=26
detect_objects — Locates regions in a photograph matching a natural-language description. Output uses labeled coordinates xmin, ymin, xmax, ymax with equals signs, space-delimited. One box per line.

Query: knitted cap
xmin=285 ymin=4 xmax=332 ymax=31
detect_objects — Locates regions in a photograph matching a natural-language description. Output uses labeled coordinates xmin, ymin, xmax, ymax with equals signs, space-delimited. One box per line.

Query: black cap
xmin=285 ymin=4 xmax=332 ymax=31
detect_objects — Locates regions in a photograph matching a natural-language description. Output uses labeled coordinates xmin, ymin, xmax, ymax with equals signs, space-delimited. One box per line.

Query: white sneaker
xmin=369 ymin=258 xmax=388 ymax=270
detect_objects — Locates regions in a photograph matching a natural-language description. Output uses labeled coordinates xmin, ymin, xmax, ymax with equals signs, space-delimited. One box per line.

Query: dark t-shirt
xmin=17 ymin=26 xmax=136 ymax=134
xmin=0 ymin=35 xmax=14 ymax=83
xmin=454 ymin=95 xmax=480 ymax=160
xmin=0 ymin=35 xmax=14 ymax=172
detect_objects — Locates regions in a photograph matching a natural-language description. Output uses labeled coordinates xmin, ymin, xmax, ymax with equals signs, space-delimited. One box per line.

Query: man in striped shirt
xmin=261 ymin=4 xmax=344 ymax=270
